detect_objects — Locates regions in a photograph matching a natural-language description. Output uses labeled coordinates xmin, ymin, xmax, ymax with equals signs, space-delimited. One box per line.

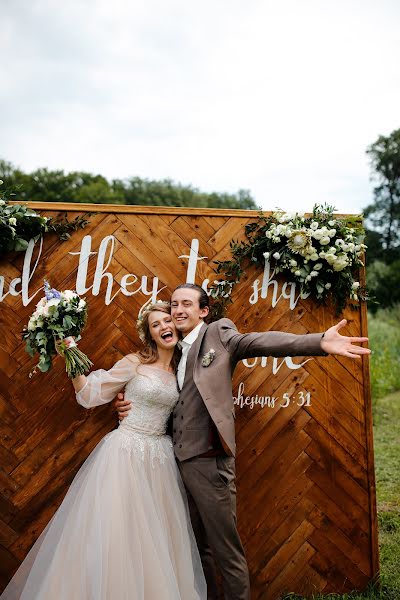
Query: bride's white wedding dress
xmin=1 ymin=355 xmax=206 ymax=599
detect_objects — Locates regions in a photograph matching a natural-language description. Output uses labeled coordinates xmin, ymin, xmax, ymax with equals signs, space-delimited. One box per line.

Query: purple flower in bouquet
xmin=44 ymin=280 xmax=62 ymax=301
xmin=22 ymin=281 xmax=93 ymax=379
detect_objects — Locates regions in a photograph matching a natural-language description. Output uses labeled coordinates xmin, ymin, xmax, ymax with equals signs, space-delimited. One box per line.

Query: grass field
xmin=281 ymin=309 xmax=400 ymax=600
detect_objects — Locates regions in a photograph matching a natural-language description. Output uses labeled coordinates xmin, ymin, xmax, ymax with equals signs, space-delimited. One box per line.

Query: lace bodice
xmin=75 ymin=355 xmax=179 ymax=436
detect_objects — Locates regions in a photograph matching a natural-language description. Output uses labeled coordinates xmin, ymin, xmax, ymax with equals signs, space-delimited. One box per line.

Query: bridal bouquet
xmin=22 ymin=281 xmax=93 ymax=378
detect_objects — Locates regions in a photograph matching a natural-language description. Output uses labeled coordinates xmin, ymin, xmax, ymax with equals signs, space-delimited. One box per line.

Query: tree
xmin=0 ymin=159 xmax=259 ymax=210
xmin=365 ymin=129 xmax=400 ymax=259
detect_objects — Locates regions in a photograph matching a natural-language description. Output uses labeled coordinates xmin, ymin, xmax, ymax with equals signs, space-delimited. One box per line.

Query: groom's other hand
xmin=321 ymin=319 xmax=371 ymax=358
xmin=114 ymin=392 xmax=131 ymax=420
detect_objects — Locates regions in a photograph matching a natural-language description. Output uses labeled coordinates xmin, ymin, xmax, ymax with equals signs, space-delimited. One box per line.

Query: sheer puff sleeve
xmin=76 ymin=354 xmax=140 ymax=409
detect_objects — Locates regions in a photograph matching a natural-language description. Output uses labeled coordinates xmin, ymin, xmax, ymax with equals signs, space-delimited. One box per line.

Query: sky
xmin=1 ymin=0 xmax=399 ymax=214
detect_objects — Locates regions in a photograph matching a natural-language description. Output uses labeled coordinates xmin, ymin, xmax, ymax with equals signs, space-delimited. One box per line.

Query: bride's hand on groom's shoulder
xmin=114 ymin=392 xmax=131 ymax=421
xmin=320 ymin=319 xmax=371 ymax=359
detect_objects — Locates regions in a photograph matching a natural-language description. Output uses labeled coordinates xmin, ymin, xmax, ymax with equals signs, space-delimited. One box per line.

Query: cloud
xmin=1 ymin=0 xmax=399 ymax=213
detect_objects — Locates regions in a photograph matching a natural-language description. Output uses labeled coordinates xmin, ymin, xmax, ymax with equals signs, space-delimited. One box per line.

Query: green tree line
xmin=364 ymin=128 xmax=400 ymax=311
xmin=0 ymin=159 xmax=258 ymax=211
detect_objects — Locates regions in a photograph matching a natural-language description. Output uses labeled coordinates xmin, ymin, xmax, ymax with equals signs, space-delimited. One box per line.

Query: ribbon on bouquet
xmin=55 ymin=336 xmax=78 ymax=356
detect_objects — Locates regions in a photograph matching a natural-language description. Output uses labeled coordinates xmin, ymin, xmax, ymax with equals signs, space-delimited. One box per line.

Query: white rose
xmin=326 ymin=247 xmax=336 ymax=255
xmin=78 ymin=299 xmax=86 ymax=310
xmin=27 ymin=318 xmax=37 ymax=331
xmin=263 ymin=251 xmax=270 ymax=259
xmin=347 ymin=242 xmax=355 ymax=251
xmin=325 ymin=282 xmax=332 ymax=289
xmin=310 ymin=221 xmax=319 ymax=230
xmin=333 ymin=259 xmax=348 ymax=272
xmin=295 ymin=270 xmax=301 ymax=276
xmin=328 ymin=229 xmax=336 ymax=237
xmin=312 ymin=230 xmax=323 ymax=240
xmin=273 ymin=252 xmax=281 ymax=260
xmin=47 ymin=298 xmax=60 ymax=308
xmin=290 ymin=259 xmax=297 ymax=266
xmin=35 ymin=305 xmax=46 ymax=316
xmin=305 ymin=275 xmax=312 ymax=282
xmin=328 ymin=220 xmax=336 ymax=226
xmin=320 ymin=236 xmax=331 ymax=245
xmin=62 ymin=290 xmax=78 ymax=301
xmin=310 ymin=271 xmax=318 ymax=277
xmin=8 ymin=217 xmax=17 ymax=226
xmin=0 ymin=199 xmax=5 ymax=206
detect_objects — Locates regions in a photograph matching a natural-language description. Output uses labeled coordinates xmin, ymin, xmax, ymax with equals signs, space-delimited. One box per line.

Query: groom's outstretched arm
xmin=218 ymin=318 xmax=370 ymax=362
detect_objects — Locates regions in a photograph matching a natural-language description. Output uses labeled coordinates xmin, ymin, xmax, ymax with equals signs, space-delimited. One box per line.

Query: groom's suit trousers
xmin=178 ymin=455 xmax=250 ymax=600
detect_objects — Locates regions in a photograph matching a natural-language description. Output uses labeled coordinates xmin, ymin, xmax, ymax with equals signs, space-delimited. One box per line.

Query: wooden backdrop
xmin=0 ymin=203 xmax=378 ymax=599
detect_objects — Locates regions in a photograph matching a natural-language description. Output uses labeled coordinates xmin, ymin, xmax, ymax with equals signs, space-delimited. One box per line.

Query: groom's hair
xmin=174 ymin=284 xmax=209 ymax=309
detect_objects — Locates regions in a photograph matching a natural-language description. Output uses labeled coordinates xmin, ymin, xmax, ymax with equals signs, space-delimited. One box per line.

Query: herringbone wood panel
xmin=0 ymin=204 xmax=377 ymax=599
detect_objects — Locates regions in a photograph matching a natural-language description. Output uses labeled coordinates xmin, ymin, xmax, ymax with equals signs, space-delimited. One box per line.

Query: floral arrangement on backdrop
xmin=0 ymin=180 xmax=90 ymax=256
xmin=22 ymin=281 xmax=93 ymax=378
xmin=211 ymin=204 xmax=367 ymax=317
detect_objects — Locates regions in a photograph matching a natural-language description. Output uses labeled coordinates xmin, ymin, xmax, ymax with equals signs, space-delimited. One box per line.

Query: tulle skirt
xmin=1 ymin=429 xmax=206 ymax=599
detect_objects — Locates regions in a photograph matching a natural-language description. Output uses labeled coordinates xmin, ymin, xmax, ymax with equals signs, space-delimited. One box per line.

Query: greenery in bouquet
xmin=22 ymin=281 xmax=93 ymax=378
xmin=212 ymin=204 xmax=368 ymax=316
xmin=0 ymin=179 xmax=90 ymax=256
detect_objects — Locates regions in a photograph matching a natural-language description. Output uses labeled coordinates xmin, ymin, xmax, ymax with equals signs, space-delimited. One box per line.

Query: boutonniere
xmin=202 ymin=348 xmax=216 ymax=367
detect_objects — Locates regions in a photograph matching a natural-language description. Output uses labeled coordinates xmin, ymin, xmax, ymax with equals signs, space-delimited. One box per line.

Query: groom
xmin=116 ymin=283 xmax=370 ymax=600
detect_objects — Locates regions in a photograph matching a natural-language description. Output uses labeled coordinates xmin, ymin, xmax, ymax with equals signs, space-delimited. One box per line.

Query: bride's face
xmin=148 ymin=310 xmax=179 ymax=349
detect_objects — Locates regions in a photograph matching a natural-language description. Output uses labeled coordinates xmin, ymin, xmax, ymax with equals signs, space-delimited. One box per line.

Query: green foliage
xmin=0 ymin=159 xmax=259 ymax=210
xmin=366 ymin=260 xmax=400 ymax=313
xmin=365 ymin=129 xmax=400 ymax=254
xmin=0 ymin=180 xmax=90 ymax=256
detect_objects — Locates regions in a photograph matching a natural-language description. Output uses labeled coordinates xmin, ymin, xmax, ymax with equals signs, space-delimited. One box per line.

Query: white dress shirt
xmin=177 ymin=321 xmax=205 ymax=390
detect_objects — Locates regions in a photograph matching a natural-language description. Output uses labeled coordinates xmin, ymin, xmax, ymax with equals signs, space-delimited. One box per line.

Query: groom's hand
xmin=321 ymin=319 xmax=371 ymax=358
xmin=114 ymin=392 xmax=131 ymax=420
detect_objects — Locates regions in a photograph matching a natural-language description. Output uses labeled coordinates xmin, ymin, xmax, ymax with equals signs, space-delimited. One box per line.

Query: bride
xmin=1 ymin=302 xmax=206 ymax=600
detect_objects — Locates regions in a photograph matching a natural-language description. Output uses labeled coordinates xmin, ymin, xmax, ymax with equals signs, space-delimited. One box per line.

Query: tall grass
xmin=368 ymin=305 xmax=400 ymax=401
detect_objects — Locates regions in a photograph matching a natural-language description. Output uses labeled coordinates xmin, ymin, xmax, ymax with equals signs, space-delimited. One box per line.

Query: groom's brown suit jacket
xmin=172 ymin=318 xmax=327 ymax=461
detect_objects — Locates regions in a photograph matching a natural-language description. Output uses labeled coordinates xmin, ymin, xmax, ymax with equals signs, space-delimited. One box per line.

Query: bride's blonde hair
xmin=136 ymin=301 xmax=180 ymax=370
